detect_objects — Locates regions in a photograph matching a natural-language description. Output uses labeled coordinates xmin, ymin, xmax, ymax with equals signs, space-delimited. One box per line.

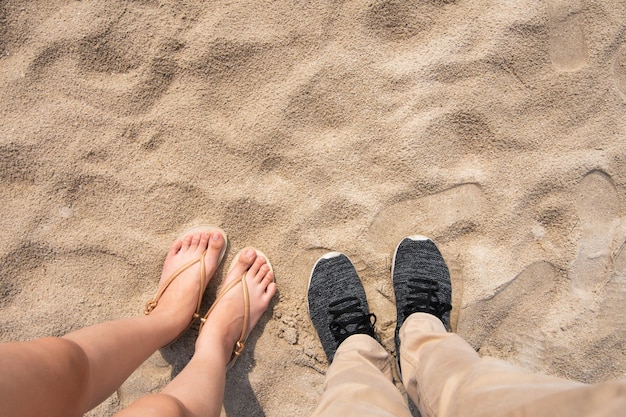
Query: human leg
xmin=0 ymin=228 xmax=226 ymax=417
xmin=115 ymin=248 xmax=276 ymax=417
xmin=393 ymin=235 xmax=626 ymax=417
xmin=313 ymin=334 xmax=412 ymax=417
xmin=399 ymin=314 xmax=626 ymax=417
xmin=309 ymin=253 xmax=411 ymax=417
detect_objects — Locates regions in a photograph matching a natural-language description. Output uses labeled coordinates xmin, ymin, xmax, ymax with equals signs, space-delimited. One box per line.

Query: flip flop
xmin=200 ymin=248 xmax=274 ymax=368
xmin=144 ymin=225 xmax=228 ymax=331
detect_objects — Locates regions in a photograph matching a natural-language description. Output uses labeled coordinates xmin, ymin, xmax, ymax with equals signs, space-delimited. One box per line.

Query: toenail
xmin=245 ymin=249 xmax=256 ymax=259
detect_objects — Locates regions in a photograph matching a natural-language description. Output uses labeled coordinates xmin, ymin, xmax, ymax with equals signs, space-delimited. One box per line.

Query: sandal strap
xmin=144 ymin=249 xmax=207 ymax=319
xmin=200 ymin=272 xmax=251 ymax=363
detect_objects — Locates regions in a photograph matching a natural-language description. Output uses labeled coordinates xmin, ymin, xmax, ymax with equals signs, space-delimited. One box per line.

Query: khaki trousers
xmin=312 ymin=313 xmax=626 ymax=417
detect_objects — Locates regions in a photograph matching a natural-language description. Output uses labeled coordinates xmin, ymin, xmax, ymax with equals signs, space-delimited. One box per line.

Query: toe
xmin=229 ymin=248 xmax=257 ymax=278
xmin=189 ymin=232 xmax=202 ymax=250
xmin=181 ymin=234 xmax=192 ymax=250
xmin=169 ymin=239 xmax=183 ymax=257
xmin=247 ymin=256 xmax=266 ymax=281
xmin=261 ymin=269 xmax=274 ymax=287
xmin=207 ymin=231 xmax=224 ymax=255
xmin=264 ymin=281 xmax=277 ymax=299
xmin=254 ymin=264 xmax=270 ymax=283
xmin=198 ymin=231 xmax=210 ymax=252
xmin=203 ymin=232 xmax=224 ymax=275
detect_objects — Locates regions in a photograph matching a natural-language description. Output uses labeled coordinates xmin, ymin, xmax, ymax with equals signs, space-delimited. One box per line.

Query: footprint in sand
xmin=458 ymin=261 xmax=560 ymax=371
xmin=572 ymin=171 xmax=620 ymax=293
xmin=602 ymin=241 xmax=626 ymax=336
xmin=368 ymin=184 xmax=480 ymax=332
xmin=546 ymin=242 xmax=626 ymax=382
xmin=612 ymin=45 xmax=626 ymax=101
xmin=368 ymin=183 xmax=484 ymax=250
xmin=597 ymin=239 xmax=626 ymax=342
xmin=546 ymin=0 xmax=588 ymax=72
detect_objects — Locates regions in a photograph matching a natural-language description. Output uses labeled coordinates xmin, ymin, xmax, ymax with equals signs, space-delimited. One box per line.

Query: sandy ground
xmin=1 ymin=0 xmax=625 ymax=415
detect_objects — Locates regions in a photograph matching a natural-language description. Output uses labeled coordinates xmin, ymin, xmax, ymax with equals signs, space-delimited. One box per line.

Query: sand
xmin=1 ymin=0 xmax=625 ymax=415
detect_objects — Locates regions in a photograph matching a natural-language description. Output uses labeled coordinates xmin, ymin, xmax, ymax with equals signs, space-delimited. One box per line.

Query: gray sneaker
xmin=308 ymin=252 xmax=378 ymax=362
xmin=393 ymin=236 xmax=452 ymax=376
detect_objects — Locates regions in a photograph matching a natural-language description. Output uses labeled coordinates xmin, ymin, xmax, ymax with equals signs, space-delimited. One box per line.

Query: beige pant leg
xmin=312 ymin=334 xmax=411 ymax=417
xmin=399 ymin=313 xmax=626 ymax=417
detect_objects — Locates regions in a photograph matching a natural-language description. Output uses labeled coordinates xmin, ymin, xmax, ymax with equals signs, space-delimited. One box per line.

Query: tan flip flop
xmin=144 ymin=225 xmax=228 ymax=329
xmin=200 ymin=248 xmax=274 ymax=368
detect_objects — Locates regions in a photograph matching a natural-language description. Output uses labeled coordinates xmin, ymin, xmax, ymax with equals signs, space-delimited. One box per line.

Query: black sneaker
xmin=393 ymin=236 xmax=452 ymax=376
xmin=308 ymin=252 xmax=378 ymax=362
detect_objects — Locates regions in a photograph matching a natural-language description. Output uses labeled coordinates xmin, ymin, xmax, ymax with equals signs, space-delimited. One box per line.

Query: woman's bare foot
xmin=197 ymin=248 xmax=276 ymax=362
xmin=147 ymin=229 xmax=226 ymax=336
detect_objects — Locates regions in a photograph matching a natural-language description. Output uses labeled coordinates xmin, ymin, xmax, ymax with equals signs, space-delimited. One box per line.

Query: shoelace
xmin=328 ymin=296 xmax=377 ymax=344
xmin=403 ymin=277 xmax=452 ymax=320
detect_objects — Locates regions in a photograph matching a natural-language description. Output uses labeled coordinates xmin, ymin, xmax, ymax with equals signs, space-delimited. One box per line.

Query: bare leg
xmin=116 ymin=248 xmax=277 ymax=417
xmin=0 ymin=230 xmax=226 ymax=417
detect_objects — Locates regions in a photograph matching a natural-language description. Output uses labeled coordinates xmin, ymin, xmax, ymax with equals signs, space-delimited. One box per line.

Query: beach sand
xmin=1 ymin=1 xmax=625 ymax=415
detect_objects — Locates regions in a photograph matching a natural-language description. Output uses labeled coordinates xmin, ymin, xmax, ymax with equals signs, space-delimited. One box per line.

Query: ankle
xmin=145 ymin=309 xmax=190 ymax=339
xmin=195 ymin=324 xmax=239 ymax=363
xmin=200 ymin=297 xmax=245 ymax=344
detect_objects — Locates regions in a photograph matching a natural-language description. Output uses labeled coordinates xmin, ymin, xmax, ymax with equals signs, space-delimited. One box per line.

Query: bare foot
xmin=147 ymin=228 xmax=226 ymax=334
xmin=197 ymin=248 xmax=276 ymax=362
